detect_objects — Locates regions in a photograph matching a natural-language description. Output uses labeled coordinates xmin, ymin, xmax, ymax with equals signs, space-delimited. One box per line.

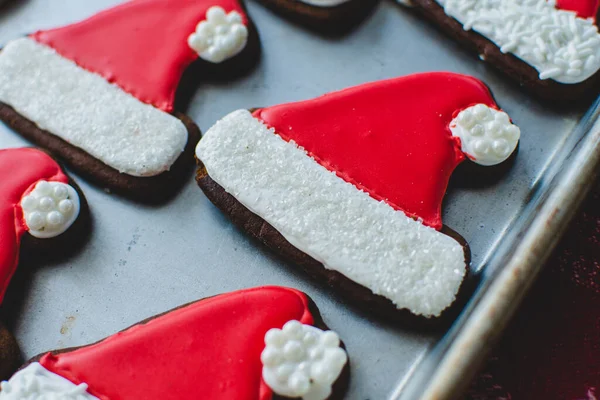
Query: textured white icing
xmin=450 ymin=104 xmax=520 ymax=166
xmin=21 ymin=180 xmax=80 ymax=239
xmin=197 ymin=110 xmax=467 ymax=317
xmin=262 ymin=320 xmax=347 ymax=400
xmin=297 ymin=0 xmax=351 ymax=7
xmin=188 ymin=6 xmax=248 ymax=64
xmin=0 ymin=362 xmax=98 ymax=399
xmin=0 ymin=38 xmax=188 ymax=177
xmin=436 ymin=0 xmax=600 ymax=84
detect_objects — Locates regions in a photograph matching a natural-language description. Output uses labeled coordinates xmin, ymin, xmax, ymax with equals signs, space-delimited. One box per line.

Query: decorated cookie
xmin=0 ymin=286 xmax=349 ymax=400
xmin=0 ymin=0 xmax=260 ymax=201
xmin=196 ymin=72 xmax=520 ymax=319
xmin=255 ymin=0 xmax=378 ymax=31
xmin=401 ymin=0 xmax=600 ymax=101
xmin=0 ymin=148 xmax=89 ymax=379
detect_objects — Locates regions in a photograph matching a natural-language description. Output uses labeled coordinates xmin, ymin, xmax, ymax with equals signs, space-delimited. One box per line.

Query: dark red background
xmin=466 ymin=182 xmax=600 ymax=400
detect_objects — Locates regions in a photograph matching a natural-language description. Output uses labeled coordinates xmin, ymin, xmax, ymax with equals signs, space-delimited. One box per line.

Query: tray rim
xmin=391 ymin=98 xmax=600 ymax=400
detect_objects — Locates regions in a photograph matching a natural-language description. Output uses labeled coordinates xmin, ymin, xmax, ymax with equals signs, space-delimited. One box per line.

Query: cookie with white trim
xmin=0 ymin=147 xmax=89 ymax=379
xmin=0 ymin=147 xmax=89 ymax=299
xmin=0 ymin=286 xmax=350 ymax=400
xmin=0 ymin=0 xmax=260 ymax=201
xmin=196 ymin=72 xmax=521 ymax=320
xmin=400 ymin=0 xmax=600 ymax=102
xmin=255 ymin=0 xmax=379 ymax=32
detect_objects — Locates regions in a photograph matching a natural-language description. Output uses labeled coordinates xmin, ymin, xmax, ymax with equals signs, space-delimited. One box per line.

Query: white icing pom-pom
xmin=188 ymin=6 xmax=248 ymax=64
xmin=261 ymin=321 xmax=347 ymax=400
xmin=20 ymin=181 xmax=80 ymax=239
xmin=450 ymin=104 xmax=520 ymax=166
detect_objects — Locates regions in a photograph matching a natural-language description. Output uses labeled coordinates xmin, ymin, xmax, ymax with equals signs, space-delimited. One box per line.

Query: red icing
xmin=556 ymin=0 xmax=599 ymax=19
xmin=254 ymin=72 xmax=497 ymax=230
xmin=0 ymin=148 xmax=68 ymax=303
xmin=40 ymin=286 xmax=314 ymax=400
xmin=32 ymin=0 xmax=248 ymax=113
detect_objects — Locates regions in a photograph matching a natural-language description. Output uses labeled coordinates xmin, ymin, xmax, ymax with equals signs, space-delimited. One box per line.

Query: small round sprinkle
xmin=488 ymin=121 xmax=504 ymax=136
xmin=276 ymin=364 xmax=294 ymax=381
xmin=505 ymin=125 xmax=520 ymax=140
xmin=473 ymin=139 xmax=490 ymax=156
xmin=310 ymin=362 xmax=329 ymax=384
xmin=471 ymin=125 xmax=484 ymax=137
xmin=282 ymin=320 xmax=303 ymax=338
xmin=303 ymin=331 xmax=318 ymax=346
xmin=283 ymin=341 xmax=305 ymax=362
xmin=27 ymin=212 xmax=45 ymax=230
xmin=321 ymin=331 xmax=340 ymax=347
xmin=207 ymin=6 xmax=226 ymax=22
xmin=215 ymin=25 xmax=228 ymax=35
xmin=21 ymin=195 xmax=38 ymax=211
xmin=493 ymin=139 xmax=510 ymax=157
xmin=261 ymin=348 xmax=281 ymax=366
xmin=35 ymin=181 xmax=52 ymax=196
xmin=330 ymin=348 xmax=348 ymax=366
xmin=288 ymin=372 xmax=310 ymax=394
xmin=494 ymin=112 xmax=510 ymax=125
xmin=474 ymin=104 xmax=490 ymax=119
xmin=58 ymin=199 xmax=74 ymax=214
xmin=265 ymin=329 xmax=286 ymax=347
xmin=38 ymin=197 xmax=55 ymax=212
xmin=46 ymin=211 xmax=64 ymax=227
xmin=309 ymin=347 xmax=324 ymax=360
xmin=53 ymin=185 xmax=69 ymax=200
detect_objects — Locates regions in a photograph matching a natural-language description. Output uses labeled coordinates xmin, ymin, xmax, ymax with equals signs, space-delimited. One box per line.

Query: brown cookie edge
xmin=256 ymin=0 xmax=379 ymax=33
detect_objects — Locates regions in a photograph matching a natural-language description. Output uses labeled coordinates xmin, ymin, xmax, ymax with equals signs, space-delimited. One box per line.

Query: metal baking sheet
xmin=1 ymin=1 xmax=599 ymax=399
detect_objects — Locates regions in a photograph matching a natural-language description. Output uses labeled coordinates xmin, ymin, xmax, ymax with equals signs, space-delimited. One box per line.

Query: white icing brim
xmin=197 ymin=110 xmax=467 ymax=317
xmin=0 ymin=38 xmax=188 ymax=177
xmin=0 ymin=362 xmax=98 ymax=399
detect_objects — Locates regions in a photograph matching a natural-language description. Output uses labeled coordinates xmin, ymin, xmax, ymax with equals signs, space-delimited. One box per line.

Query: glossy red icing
xmin=556 ymin=0 xmax=599 ymax=19
xmin=32 ymin=0 xmax=248 ymax=113
xmin=254 ymin=72 xmax=497 ymax=230
xmin=40 ymin=286 xmax=314 ymax=400
xmin=0 ymin=148 xmax=68 ymax=303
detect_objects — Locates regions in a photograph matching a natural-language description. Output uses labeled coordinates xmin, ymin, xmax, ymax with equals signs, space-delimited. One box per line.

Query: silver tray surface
xmin=1 ymin=1 xmax=599 ymax=399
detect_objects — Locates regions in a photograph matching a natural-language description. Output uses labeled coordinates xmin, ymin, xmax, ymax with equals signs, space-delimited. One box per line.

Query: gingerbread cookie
xmin=0 ymin=286 xmax=349 ymax=400
xmin=401 ymin=0 xmax=600 ymax=101
xmin=256 ymin=0 xmax=378 ymax=32
xmin=196 ymin=72 xmax=521 ymax=319
xmin=0 ymin=147 xmax=89 ymax=379
xmin=0 ymin=0 xmax=260 ymax=201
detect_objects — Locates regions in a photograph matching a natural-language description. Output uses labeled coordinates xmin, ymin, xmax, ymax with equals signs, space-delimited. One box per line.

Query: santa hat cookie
xmin=0 ymin=0 xmax=258 ymax=200
xmin=0 ymin=148 xmax=88 ymax=305
xmin=255 ymin=0 xmax=378 ymax=32
xmin=0 ymin=148 xmax=87 ymax=381
xmin=401 ymin=0 xmax=600 ymax=101
xmin=196 ymin=72 xmax=520 ymax=318
xmin=0 ymin=286 xmax=349 ymax=400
